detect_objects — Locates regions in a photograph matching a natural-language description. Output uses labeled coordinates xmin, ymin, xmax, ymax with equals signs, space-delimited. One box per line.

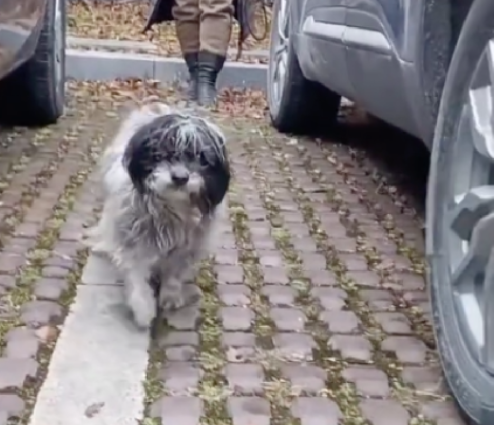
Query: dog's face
xmin=122 ymin=110 xmax=230 ymax=212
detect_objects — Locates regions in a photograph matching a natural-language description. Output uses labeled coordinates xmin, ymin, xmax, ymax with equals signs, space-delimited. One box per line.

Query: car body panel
xmin=296 ymin=0 xmax=357 ymax=102
xmin=291 ymin=0 xmax=438 ymax=147
xmin=0 ymin=0 xmax=48 ymax=80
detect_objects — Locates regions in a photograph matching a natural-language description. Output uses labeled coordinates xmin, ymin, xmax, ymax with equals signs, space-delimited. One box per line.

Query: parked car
xmin=267 ymin=0 xmax=494 ymax=424
xmin=0 ymin=0 xmax=66 ymax=125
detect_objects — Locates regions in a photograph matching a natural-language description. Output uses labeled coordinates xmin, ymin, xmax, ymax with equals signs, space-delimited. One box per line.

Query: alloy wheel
xmin=444 ymin=39 xmax=494 ymax=373
xmin=53 ymin=0 xmax=64 ymax=98
xmin=267 ymin=0 xmax=289 ymax=113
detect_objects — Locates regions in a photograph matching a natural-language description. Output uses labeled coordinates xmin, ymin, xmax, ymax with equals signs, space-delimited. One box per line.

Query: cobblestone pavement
xmin=0 ymin=83 xmax=464 ymax=425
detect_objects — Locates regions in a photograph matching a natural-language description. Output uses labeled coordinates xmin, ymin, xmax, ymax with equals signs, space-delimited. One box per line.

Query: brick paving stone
xmin=228 ymin=397 xmax=271 ymax=425
xmin=421 ymin=401 xmax=464 ymax=422
xmin=401 ymin=365 xmax=443 ymax=391
xmin=217 ymin=284 xmax=251 ymax=306
xmin=329 ymin=334 xmax=373 ymax=362
xmin=311 ymin=287 xmax=347 ymax=310
xmin=3 ymin=328 xmax=39 ymax=359
xmin=360 ymin=399 xmax=410 ymax=425
xmin=373 ymin=312 xmax=412 ymax=334
xmin=0 ymin=358 xmax=38 ymax=390
xmin=167 ymin=305 xmax=201 ymax=330
xmin=20 ymin=300 xmax=64 ymax=327
xmin=261 ymin=266 xmax=289 ymax=285
xmin=291 ymin=398 xmax=341 ymax=425
xmin=273 ymin=333 xmax=316 ymax=361
xmin=381 ymin=336 xmax=427 ymax=363
xmin=270 ymin=307 xmax=306 ymax=331
xmin=280 ymin=364 xmax=327 ymax=394
xmin=360 ymin=289 xmax=396 ymax=311
xmin=342 ymin=365 xmax=390 ymax=397
xmin=150 ymin=396 xmax=202 ymax=424
xmin=33 ymin=278 xmax=69 ymax=301
xmin=261 ymin=285 xmax=297 ymax=306
xmin=320 ymin=310 xmax=360 ymax=333
xmin=347 ymin=270 xmax=382 ymax=287
xmin=159 ymin=363 xmax=202 ymax=394
xmin=226 ymin=364 xmax=265 ymax=395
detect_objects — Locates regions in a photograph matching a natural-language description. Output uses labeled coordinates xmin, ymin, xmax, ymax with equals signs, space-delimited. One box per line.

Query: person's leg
xmin=197 ymin=0 xmax=233 ymax=106
xmin=173 ymin=0 xmax=201 ymax=100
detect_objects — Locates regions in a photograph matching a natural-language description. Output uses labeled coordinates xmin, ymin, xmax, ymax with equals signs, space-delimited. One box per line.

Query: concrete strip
xmin=66 ymin=49 xmax=268 ymax=90
xmin=67 ymin=36 xmax=159 ymax=52
xmin=81 ymin=254 xmax=123 ymax=286
xmin=67 ymin=36 xmax=269 ymax=59
xmin=29 ymin=265 xmax=150 ymax=425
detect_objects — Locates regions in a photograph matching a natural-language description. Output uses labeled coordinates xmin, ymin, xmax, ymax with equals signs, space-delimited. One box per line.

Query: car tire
xmin=267 ymin=0 xmax=341 ymax=135
xmin=427 ymin=0 xmax=494 ymax=424
xmin=0 ymin=0 xmax=66 ymax=126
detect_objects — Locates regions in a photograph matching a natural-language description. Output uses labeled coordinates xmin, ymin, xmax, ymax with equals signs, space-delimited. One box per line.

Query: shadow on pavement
xmin=332 ymin=107 xmax=431 ymax=217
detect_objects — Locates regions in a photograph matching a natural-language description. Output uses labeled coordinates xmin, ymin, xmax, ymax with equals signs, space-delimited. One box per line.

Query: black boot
xmin=184 ymin=53 xmax=199 ymax=101
xmin=197 ymin=51 xmax=226 ymax=107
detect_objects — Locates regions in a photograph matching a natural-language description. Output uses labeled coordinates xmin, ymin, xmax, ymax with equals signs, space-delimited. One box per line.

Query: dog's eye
xmin=199 ymin=152 xmax=210 ymax=167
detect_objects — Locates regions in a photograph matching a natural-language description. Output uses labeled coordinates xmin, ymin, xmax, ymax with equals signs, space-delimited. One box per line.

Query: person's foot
xmin=197 ymin=51 xmax=226 ymax=107
xmin=184 ymin=52 xmax=199 ymax=101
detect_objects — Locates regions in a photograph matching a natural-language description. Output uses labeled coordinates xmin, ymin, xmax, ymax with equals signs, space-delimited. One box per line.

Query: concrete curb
xmin=67 ymin=36 xmax=270 ymax=60
xmin=66 ymin=49 xmax=268 ymax=91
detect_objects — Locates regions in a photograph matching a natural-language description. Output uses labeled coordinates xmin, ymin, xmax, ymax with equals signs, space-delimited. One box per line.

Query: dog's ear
xmin=123 ymin=128 xmax=154 ymax=195
xmin=202 ymin=159 xmax=231 ymax=211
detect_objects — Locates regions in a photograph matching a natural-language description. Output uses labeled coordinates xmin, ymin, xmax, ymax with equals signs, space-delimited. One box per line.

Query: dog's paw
xmin=132 ymin=307 xmax=156 ymax=330
xmin=159 ymin=292 xmax=186 ymax=312
xmin=159 ymin=284 xmax=201 ymax=313
xmin=126 ymin=283 xmax=157 ymax=329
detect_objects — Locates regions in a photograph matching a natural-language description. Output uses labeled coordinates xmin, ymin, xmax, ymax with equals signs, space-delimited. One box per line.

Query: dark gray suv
xmin=267 ymin=0 xmax=494 ymax=423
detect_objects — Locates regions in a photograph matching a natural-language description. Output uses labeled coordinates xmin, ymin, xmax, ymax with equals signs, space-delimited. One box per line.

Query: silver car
xmin=0 ymin=0 xmax=66 ymax=125
xmin=267 ymin=0 xmax=494 ymax=424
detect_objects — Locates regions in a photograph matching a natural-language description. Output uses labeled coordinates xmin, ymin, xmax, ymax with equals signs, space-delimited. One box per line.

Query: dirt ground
xmin=0 ymin=82 xmax=463 ymax=425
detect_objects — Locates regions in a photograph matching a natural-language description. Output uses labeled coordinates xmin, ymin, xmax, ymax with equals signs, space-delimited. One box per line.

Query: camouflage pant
xmin=173 ymin=0 xmax=234 ymax=56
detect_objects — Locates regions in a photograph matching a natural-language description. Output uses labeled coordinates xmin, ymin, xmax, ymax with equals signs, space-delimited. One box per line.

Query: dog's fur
xmin=86 ymin=103 xmax=230 ymax=329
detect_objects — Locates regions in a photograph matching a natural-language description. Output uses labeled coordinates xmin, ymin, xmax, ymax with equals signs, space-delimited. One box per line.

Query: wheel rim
xmin=53 ymin=0 xmax=64 ymax=97
xmin=267 ymin=0 xmax=289 ymax=111
xmin=445 ymin=39 xmax=494 ymax=373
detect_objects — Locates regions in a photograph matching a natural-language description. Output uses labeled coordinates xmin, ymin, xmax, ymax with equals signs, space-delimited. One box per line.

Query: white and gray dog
xmin=86 ymin=103 xmax=230 ymax=330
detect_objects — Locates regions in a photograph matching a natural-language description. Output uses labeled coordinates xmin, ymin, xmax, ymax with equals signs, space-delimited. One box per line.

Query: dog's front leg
xmin=158 ymin=266 xmax=201 ymax=313
xmin=124 ymin=266 xmax=157 ymax=330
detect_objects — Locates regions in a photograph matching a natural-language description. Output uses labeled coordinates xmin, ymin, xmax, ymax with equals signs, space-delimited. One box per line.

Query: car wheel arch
xmin=417 ymin=0 xmax=475 ymax=143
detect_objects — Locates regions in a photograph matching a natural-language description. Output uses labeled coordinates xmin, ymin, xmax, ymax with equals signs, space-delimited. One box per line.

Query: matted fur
xmin=86 ymin=103 xmax=231 ymax=329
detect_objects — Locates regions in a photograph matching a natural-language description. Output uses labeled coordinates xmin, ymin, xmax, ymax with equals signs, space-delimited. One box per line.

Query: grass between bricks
xmin=263 ymin=131 xmax=440 ymax=425
xmin=333 ymin=145 xmax=436 ymax=350
xmin=0 ymin=116 xmax=92 ymax=353
xmin=313 ymin=141 xmax=448 ymax=407
xmin=228 ymin=150 xmax=299 ymax=424
xmin=2 ymin=107 xmax=117 ymax=424
xmin=241 ymin=133 xmax=366 ymax=425
xmin=139 ymin=223 xmax=229 ymax=425
xmin=197 ymin=258 xmax=230 ymax=425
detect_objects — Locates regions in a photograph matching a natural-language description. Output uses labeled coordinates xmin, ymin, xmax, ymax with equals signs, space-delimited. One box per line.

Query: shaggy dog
xmin=86 ymin=103 xmax=230 ymax=330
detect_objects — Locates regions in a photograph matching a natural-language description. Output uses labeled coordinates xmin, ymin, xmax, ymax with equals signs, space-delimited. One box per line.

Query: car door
xmin=297 ymin=0 xmax=357 ymax=102
xmin=343 ymin=0 xmax=425 ymax=138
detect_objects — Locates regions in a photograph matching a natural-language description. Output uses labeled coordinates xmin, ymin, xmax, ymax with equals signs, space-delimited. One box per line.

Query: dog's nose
xmin=171 ymin=173 xmax=189 ymax=186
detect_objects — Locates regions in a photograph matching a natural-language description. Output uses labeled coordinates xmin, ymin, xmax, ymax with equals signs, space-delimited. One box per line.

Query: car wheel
xmin=0 ymin=0 xmax=66 ymax=126
xmin=427 ymin=0 xmax=494 ymax=423
xmin=267 ymin=0 xmax=341 ymax=134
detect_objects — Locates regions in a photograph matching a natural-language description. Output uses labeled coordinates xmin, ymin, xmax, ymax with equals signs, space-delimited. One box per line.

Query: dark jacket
xmin=143 ymin=0 xmax=265 ymax=57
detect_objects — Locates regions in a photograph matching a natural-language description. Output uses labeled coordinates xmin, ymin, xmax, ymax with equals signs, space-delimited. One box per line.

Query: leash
xmin=236 ymin=0 xmax=270 ymax=60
